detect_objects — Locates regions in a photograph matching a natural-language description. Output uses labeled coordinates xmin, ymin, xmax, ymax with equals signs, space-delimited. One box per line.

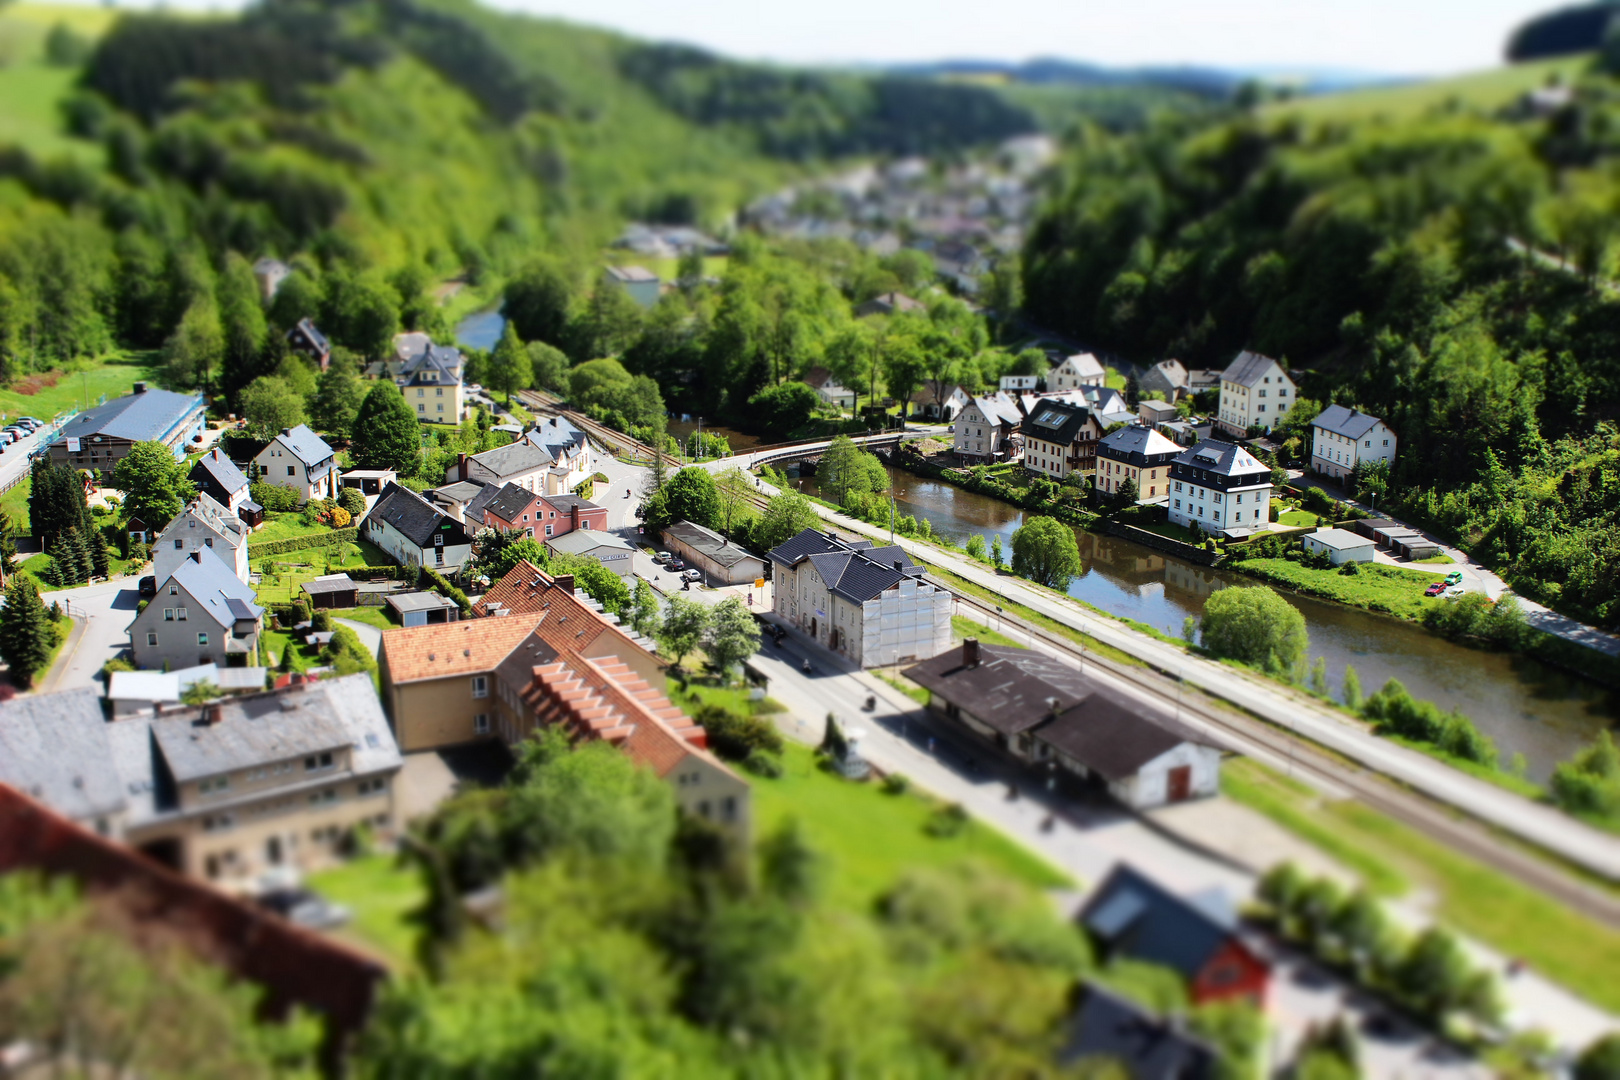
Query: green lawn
xmin=0 ymin=352 xmax=159 ymax=424
xmin=1277 ymin=509 xmax=1320 ymax=528
xmin=247 ymin=513 xmax=341 ymax=549
xmin=333 ymin=606 xmax=396 ymax=633
xmin=1264 ymin=55 xmax=1589 ymax=125
xmin=305 ymin=853 xmax=425 ymax=973
xmin=1223 ymin=758 xmax=1620 ymax=1012
xmin=950 ymin=614 xmax=1020 ymax=648
xmin=1232 ymin=557 xmax=1442 ymax=620
xmin=0 ymin=476 xmax=29 ymax=533
xmin=752 ymin=743 xmax=1071 ymax=913
xmin=1413 ymin=553 xmax=1455 ymax=565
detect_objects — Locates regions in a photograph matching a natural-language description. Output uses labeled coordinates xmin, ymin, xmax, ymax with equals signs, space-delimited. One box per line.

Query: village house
xmin=1217 ymin=351 xmax=1295 ymax=436
xmin=1138 ymin=399 xmax=1178 ymax=428
xmin=853 ymin=291 xmax=926 ymax=318
xmin=953 ymin=392 xmax=1024 ymax=463
xmin=603 ymin=265 xmax=662 ymax=309
xmin=105 ymin=664 xmax=268 ymax=718
xmin=252 ymin=425 xmax=338 ymax=503
xmin=909 ymin=380 xmax=972 ymax=421
xmin=481 ymin=482 xmax=607 ymax=539
xmin=521 ymin=415 xmax=596 ymax=493
xmin=905 ymin=638 xmax=1223 ymax=809
xmin=663 ymin=520 xmax=767 ymax=586
xmin=1310 ymin=404 xmax=1397 ymax=483
xmin=362 ymin=483 xmax=474 ymax=573
xmin=49 ymin=383 xmax=208 ymax=470
xmin=380 ymin=564 xmax=751 ymax=846
xmin=1096 ymin=426 xmax=1183 ymax=502
xmin=1167 ymin=439 xmax=1275 ymax=538
xmin=1049 ymin=352 xmax=1107 ymax=391
xmin=188 ymin=448 xmax=250 ymax=515
xmin=999 ymin=374 xmax=1040 ymax=392
xmin=153 ymin=493 xmax=251 ymax=585
xmin=1079 ymin=863 xmax=1271 ymax=1007
xmin=768 ymin=528 xmax=951 ymax=668
xmin=804 ymin=366 xmax=858 ymax=412
xmin=1021 ymin=399 xmax=1101 ymax=481
xmin=0 ymin=676 xmax=402 ymax=886
xmin=1139 ymin=358 xmax=1190 ymax=401
xmin=1060 ymin=982 xmax=1218 ymax=1077
xmin=429 ymin=480 xmax=501 ymax=525
xmin=545 ymin=529 xmax=636 ymax=580
xmin=130 ymin=549 xmax=264 ymax=671
xmin=396 ymin=343 xmax=467 ymax=425
xmin=447 ymin=433 xmax=591 ymax=498
xmin=285 ymin=319 xmax=331 ymax=369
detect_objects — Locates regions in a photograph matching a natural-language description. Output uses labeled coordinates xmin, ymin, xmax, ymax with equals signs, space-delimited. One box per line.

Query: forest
xmin=1021 ymin=53 xmax=1620 ymax=625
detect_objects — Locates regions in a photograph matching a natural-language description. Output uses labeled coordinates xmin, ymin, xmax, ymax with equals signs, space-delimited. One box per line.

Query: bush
xmin=882 ymin=773 xmax=911 ymax=796
xmin=419 ymin=565 xmax=471 ymax=617
xmin=742 ymin=750 xmax=783 ymax=778
xmin=100 ymin=656 xmax=135 ymax=678
xmin=338 ymin=487 xmax=367 ymax=518
xmin=692 ymin=703 xmax=783 ymax=763
xmin=1363 ymin=679 xmax=1498 ymax=767
xmin=924 ymin=802 xmax=970 ymax=837
xmin=1551 ymin=732 xmax=1620 ymax=819
xmin=310 ymin=610 xmax=333 ymax=632
xmin=250 ymin=483 xmax=301 ymax=513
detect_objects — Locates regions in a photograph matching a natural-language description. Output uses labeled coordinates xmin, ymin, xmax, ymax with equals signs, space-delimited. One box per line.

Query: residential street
xmin=37 ymin=576 xmax=142 ymax=693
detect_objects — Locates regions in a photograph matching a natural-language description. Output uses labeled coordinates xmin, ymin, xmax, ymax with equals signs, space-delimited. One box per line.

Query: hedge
xmin=248 ymin=527 xmax=358 ymax=554
xmin=419 ymin=565 xmax=472 ymax=617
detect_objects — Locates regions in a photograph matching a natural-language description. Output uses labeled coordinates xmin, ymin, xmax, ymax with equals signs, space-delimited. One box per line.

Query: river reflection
xmin=793 ymin=464 xmax=1614 ymax=781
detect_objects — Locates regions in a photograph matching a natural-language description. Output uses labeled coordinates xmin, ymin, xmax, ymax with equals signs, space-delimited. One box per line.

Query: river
xmin=793 ymin=464 xmax=1615 ymax=782
xmin=455 ymin=307 xmax=505 ymax=352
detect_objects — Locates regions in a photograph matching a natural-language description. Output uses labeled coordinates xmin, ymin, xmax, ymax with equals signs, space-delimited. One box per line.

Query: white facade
xmin=1217 ymin=353 xmax=1295 ymax=436
xmin=999 ymin=374 xmax=1039 ymax=392
xmin=1311 ymin=409 xmax=1397 ymax=482
xmin=1107 ymin=743 xmax=1222 ymax=809
xmin=153 ymin=494 xmax=251 ymax=585
xmin=774 ymin=560 xmax=951 ymax=669
xmin=1050 ymin=353 xmax=1107 ymax=391
xmin=953 ymin=393 xmax=1022 ymax=462
xmin=252 ymin=428 xmax=337 ymax=503
xmin=1302 ymin=528 xmax=1375 ymax=565
xmin=1169 ymin=476 xmax=1272 ymax=536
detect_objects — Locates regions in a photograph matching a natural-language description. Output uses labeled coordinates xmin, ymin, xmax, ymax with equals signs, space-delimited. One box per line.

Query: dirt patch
xmin=10 ymin=372 xmax=61 ymax=397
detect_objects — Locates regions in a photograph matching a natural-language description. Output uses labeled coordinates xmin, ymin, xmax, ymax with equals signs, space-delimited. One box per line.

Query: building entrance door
xmin=809 ymin=617 xmax=817 ymax=639
xmin=1167 ymin=765 xmax=1192 ymax=802
xmin=267 ymin=836 xmax=283 ymax=865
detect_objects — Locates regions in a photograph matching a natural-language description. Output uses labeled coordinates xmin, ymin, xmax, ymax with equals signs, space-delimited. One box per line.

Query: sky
xmin=485 ymin=0 xmax=1561 ymax=78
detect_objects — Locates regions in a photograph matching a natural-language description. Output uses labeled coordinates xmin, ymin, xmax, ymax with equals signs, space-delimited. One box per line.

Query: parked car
xmin=1445 ymin=586 xmax=1468 ymax=598
xmin=1424 ymin=581 xmax=1447 ymax=597
xmin=652 ymin=551 xmax=671 ymax=564
xmin=680 ymin=569 xmax=702 ymax=583
xmin=668 ymin=557 xmax=686 ymax=571
xmin=138 ymin=576 xmax=156 ymax=597
xmin=1444 ymin=571 xmax=1463 ymax=586
xmin=256 ymin=887 xmax=352 ymax=930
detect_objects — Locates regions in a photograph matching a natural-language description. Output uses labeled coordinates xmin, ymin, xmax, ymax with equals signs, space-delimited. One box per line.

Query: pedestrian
xmin=927 ymin=737 xmax=935 ymax=755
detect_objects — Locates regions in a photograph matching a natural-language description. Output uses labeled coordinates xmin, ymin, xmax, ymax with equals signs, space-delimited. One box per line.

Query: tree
xmin=310 ymin=348 xmax=368 ymax=438
xmin=0 ymin=576 xmax=53 ymax=686
xmin=990 ymin=534 xmax=1004 ymax=569
xmin=551 ymin=553 xmax=630 ymax=616
xmin=704 ymin=597 xmax=761 ymax=676
xmin=217 ymin=252 xmax=268 ymax=398
xmin=758 ymin=819 xmax=820 ymax=905
xmin=659 ymin=467 xmax=720 ymax=530
xmin=180 ymin=679 xmax=219 ymax=706
xmin=573 ymin=282 xmax=643 ymax=360
xmin=1010 ymin=516 xmax=1083 ymax=590
xmin=747 ymin=382 xmax=820 ymax=436
xmin=655 ymin=595 xmax=710 ymax=669
xmin=241 ymin=375 xmax=307 ymax=437
xmin=324 ymin=271 xmax=400 ymax=359
xmin=1576 ymin=1034 xmax=1620 ymax=1080
xmin=757 ymin=492 xmax=821 ymax=551
xmin=89 ymin=526 xmax=110 ymax=579
xmin=1198 ymin=586 xmax=1309 ymax=678
xmin=113 ymin=441 xmax=194 ymax=535
xmin=818 ymin=435 xmax=888 ymax=507
xmin=504 ymin=257 xmax=576 ymax=346
xmin=1395 ymin=927 xmax=1493 ymax=1027
xmin=1329 ymin=889 xmax=1399 ymax=982
xmin=1341 ymin=665 xmax=1363 ymax=710
xmin=351 ymin=382 xmax=421 ymax=473
xmin=629 ymin=578 xmax=661 ymax=639
xmin=161 ymin=297 xmax=223 ymax=393
xmin=28 ymin=459 xmax=89 ymax=545
xmin=824 ymin=324 xmax=875 ymax=417
xmin=713 ymin=467 xmax=754 ymax=539
xmin=488 ymin=323 xmax=534 ymax=403
xmin=880 ymin=335 xmax=927 ymax=413
xmin=1111 ymin=475 xmax=1139 ymax=512
xmin=527 ymin=341 xmax=571 ymax=394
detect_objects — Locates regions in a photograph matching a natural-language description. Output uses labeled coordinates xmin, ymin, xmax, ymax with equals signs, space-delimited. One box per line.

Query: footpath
xmin=743 ymin=468 xmax=1620 ymax=882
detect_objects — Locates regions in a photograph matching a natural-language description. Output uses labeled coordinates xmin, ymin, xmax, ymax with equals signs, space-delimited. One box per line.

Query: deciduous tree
xmin=1010 ymin=515 xmax=1083 ymax=590
xmin=1198 ymin=585 xmax=1309 ymax=678
xmin=310 ymin=348 xmax=368 ymax=438
xmin=756 ymin=492 xmax=821 ymax=551
xmin=655 ymin=595 xmax=710 ymax=669
xmin=241 ymin=375 xmax=306 ymax=437
xmin=488 ymin=322 xmax=534 ymax=403
xmin=113 ymin=441 xmax=194 ymax=535
xmin=350 ymin=382 xmax=421 ymax=473
xmin=703 ymin=597 xmax=761 ymax=676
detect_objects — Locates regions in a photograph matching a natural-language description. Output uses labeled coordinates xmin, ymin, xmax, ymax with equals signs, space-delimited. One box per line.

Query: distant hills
xmin=882 ymin=57 xmax=1401 ymax=99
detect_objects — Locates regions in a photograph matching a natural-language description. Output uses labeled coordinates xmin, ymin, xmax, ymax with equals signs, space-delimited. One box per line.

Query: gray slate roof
xmin=484 ymin=482 xmax=542 ymax=522
xmin=273 ymin=424 xmax=335 ymax=466
xmin=1060 ymin=982 xmax=1217 ymax=1077
xmin=368 ymin=483 xmax=471 ymax=548
xmin=58 ymin=387 xmax=202 ymax=445
xmin=432 ymin=480 xmax=486 ymax=506
xmin=543 ymin=493 xmax=596 ymax=514
xmin=1079 ymin=864 xmax=1248 ymax=979
xmin=769 ymin=527 xmax=919 ymax=603
xmin=765 ymin=527 xmax=845 ymax=566
xmin=1036 ymin=696 xmax=1214 ymax=780
xmin=1022 ymin=399 xmax=1095 ymax=446
xmin=1220 ymin=350 xmax=1283 ymax=388
xmin=904 ymin=642 xmax=1101 ymax=737
xmin=301 ymin=573 xmax=357 ymax=595
xmin=468 ymin=440 xmax=552 ymax=479
xmin=1312 ymin=403 xmax=1384 ymax=441
xmin=664 ymin=520 xmax=762 ymax=570
xmin=1171 ymin=439 xmax=1269 ymax=480
xmin=165 ymin=549 xmax=264 ymax=628
xmin=545 ymin=530 xmax=633 ymax=557
xmin=1098 ymin=425 xmax=1182 ymax=464
xmin=190 ymin=448 xmax=248 ymax=496
xmin=0 ymin=687 xmax=123 ymax=820
xmin=401 ymin=345 xmax=464 ymax=387
xmin=387 ymin=591 xmax=459 ymax=614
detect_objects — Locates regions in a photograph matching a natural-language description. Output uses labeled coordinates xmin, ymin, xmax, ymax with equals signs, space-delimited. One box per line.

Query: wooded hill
xmin=1021 ymin=53 xmax=1620 ymax=625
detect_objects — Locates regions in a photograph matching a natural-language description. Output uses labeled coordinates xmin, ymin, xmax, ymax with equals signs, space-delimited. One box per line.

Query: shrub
xmin=250 ymin=483 xmax=301 ymax=513
xmin=310 ymin=610 xmax=333 ymax=632
xmin=924 ymin=802 xmax=970 ymax=837
xmin=692 ymin=703 xmax=783 ymax=763
xmin=338 ymin=487 xmax=367 ymax=518
xmin=882 ymin=773 xmax=911 ymax=796
xmin=742 ymin=750 xmax=783 ymax=778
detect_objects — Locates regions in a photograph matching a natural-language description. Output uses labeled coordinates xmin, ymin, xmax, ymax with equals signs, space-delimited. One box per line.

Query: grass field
xmin=751 ymin=743 xmax=1071 ymax=912
xmin=306 ymin=853 xmax=424 ymax=973
xmin=0 ymin=353 xmax=161 ymax=425
xmin=1277 ymin=509 xmax=1321 ymax=528
xmin=1232 ymin=557 xmax=1441 ymax=620
xmin=1223 ymin=758 xmax=1620 ymax=1012
xmin=0 ymin=5 xmax=123 ymax=161
xmin=950 ymin=614 xmax=1020 ymax=648
xmin=1264 ymin=55 xmax=1590 ymax=125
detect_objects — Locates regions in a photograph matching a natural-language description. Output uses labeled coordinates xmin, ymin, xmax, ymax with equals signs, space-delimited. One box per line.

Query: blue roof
xmin=58 ymin=387 xmax=203 ymax=446
xmin=164 ymin=548 xmax=263 ymax=629
xmin=273 ymin=424 xmax=335 ymax=467
xmin=190 ymin=448 xmax=248 ymax=495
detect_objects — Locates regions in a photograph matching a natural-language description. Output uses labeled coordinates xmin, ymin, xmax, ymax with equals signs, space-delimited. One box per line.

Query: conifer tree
xmin=90 ymin=527 xmax=110 ymax=579
xmin=42 ymin=557 xmax=63 ymax=590
xmin=68 ymin=527 xmax=91 ymax=584
xmin=0 ymin=576 xmax=54 ymax=686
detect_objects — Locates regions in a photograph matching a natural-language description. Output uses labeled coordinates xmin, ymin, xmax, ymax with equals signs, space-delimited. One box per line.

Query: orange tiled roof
xmin=380 ymin=615 xmax=542 ymax=684
xmin=477 ymin=561 xmax=653 ymax=663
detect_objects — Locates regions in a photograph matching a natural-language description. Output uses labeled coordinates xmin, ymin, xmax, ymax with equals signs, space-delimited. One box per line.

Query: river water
xmin=794 ymin=465 xmax=1614 ymax=782
xmin=455 ymin=307 xmax=505 ymax=352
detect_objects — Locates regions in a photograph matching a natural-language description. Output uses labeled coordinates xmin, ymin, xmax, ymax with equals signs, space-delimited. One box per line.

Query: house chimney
xmin=963 ymin=637 xmax=980 ymax=668
xmin=457 ymin=453 xmax=469 ymax=482
xmin=894 ymin=560 xmax=903 ymax=571
xmin=205 ymin=703 xmax=223 ymax=725
xmin=554 ymin=574 xmax=575 ymax=595
xmin=132 ymin=381 xmax=147 ymax=394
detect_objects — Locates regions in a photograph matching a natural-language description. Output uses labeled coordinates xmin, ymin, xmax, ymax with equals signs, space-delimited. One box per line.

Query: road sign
xmin=754 ymin=578 xmax=765 ymax=588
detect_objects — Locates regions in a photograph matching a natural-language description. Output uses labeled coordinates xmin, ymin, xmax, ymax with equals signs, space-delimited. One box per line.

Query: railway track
xmin=732 ymin=483 xmax=1620 ymax=929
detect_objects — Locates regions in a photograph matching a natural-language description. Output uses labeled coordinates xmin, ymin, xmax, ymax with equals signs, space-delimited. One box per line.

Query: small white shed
xmin=1302 ymin=527 xmax=1375 ymax=565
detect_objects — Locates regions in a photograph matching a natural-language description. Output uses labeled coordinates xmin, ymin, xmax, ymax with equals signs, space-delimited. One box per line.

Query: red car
xmin=1424 ymin=581 xmax=1447 ymax=597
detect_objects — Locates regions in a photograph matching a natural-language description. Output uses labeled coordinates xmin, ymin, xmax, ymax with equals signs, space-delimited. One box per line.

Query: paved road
xmin=752 ymin=620 xmax=1605 ymax=1066
xmin=707 ymin=449 xmax=1620 ymax=881
xmin=36 ymin=576 xmax=143 ymax=693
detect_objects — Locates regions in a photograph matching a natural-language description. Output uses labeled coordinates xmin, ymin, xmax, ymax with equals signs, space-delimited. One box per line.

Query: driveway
xmin=37 ymin=576 xmax=144 ymax=693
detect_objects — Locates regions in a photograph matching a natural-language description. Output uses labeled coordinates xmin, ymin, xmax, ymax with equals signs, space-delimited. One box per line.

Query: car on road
xmin=1444 ymin=571 xmax=1463 ymax=586
xmin=652 ymin=551 xmax=671 ymax=564
xmin=668 ymin=557 xmax=686 ymax=571
xmin=256 ymin=887 xmax=352 ymax=930
xmin=1445 ymin=586 xmax=1468 ymax=598
xmin=138 ymin=575 xmax=156 ymax=597
xmin=1424 ymin=581 xmax=1447 ymax=597
xmin=680 ymin=569 xmax=702 ymax=583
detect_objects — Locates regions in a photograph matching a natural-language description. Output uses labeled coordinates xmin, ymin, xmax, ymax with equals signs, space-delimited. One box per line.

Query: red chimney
xmin=205 ymin=703 xmax=223 ymax=725
xmin=457 ymin=453 xmax=470 ymax=481
xmin=554 ymin=574 xmax=575 ymax=595
xmin=963 ymin=638 xmax=980 ymax=668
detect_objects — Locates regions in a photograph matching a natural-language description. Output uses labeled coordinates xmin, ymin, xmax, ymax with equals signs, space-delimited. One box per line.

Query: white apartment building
xmin=1217 ymin=351 xmax=1295 ymax=436
xmin=153 ymin=493 xmax=251 ymax=585
xmin=767 ymin=528 xmax=951 ymax=668
xmin=1049 ymin=353 xmax=1107 ymax=391
xmin=1167 ymin=439 xmax=1274 ymax=537
xmin=1310 ymin=404 xmax=1397 ymax=482
xmin=953 ymin=392 xmax=1023 ymax=462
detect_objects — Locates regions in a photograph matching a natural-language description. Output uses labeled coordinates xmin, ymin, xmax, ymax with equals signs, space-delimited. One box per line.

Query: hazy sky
xmin=486 ymin=0 xmax=1557 ymax=76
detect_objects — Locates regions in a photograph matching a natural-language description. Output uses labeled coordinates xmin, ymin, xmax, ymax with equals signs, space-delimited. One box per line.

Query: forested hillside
xmin=1022 ymin=53 xmax=1620 ymax=624
xmin=0 ymin=0 xmax=1034 ymax=402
